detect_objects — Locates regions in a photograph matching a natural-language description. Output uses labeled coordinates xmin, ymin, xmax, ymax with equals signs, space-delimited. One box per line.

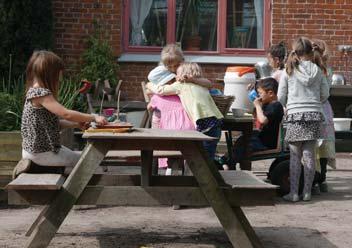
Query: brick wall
xmin=52 ymin=0 xmax=122 ymax=68
xmin=52 ymin=0 xmax=352 ymax=100
xmin=272 ymin=0 xmax=352 ymax=78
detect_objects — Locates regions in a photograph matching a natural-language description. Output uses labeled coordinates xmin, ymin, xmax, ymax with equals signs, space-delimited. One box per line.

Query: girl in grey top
xmin=278 ymin=37 xmax=329 ymax=202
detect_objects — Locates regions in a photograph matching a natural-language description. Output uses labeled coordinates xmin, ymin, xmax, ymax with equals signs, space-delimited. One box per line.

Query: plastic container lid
xmin=226 ymin=66 xmax=255 ymax=77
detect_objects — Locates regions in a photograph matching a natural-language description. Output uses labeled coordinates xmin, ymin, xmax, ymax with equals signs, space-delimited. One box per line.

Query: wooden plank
xmin=220 ymin=171 xmax=278 ymax=189
xmin=8 ymin=186 xmax=276 ymax=207
xmin=83 ymin=128 xmax=214 ymax=141
xmin=105 ymin=150 xmax=183 ymax=159
xmin=6 ymin=173 xmax=66 ymax=190
xmin=25 ymin=142 xmax=110 ymax=248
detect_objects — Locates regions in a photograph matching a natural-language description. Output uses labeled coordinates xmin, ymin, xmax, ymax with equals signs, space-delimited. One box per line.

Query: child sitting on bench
xmin=14 ymin=50 xmax=107 ymax=178
xmin=218 ymin=77 xmax=284 ymax=170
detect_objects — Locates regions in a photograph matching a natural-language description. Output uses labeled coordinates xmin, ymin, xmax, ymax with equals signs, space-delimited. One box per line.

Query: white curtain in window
xmin=254 ymin=0 xmax=263 ymax=48
xmin=130 ymin=0 xmax=153 ymax=45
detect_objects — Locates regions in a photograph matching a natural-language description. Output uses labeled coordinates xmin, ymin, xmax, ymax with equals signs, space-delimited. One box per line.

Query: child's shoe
xmin=319 ymin=182 xmax=328 ymax=193
xmin=283 ymin=193 xmax=299 ymax=202
xmin=302 ymin=192 xmax=312 ymax=201
xmin=311 ymin=184 xmax=321 ymax=195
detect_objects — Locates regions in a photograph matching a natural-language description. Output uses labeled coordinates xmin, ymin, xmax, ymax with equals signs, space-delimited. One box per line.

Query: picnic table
xmin=7 ymin=128 xmax=277 ymax=248
xmin=222 ymin=115 xmax=254 ymax=170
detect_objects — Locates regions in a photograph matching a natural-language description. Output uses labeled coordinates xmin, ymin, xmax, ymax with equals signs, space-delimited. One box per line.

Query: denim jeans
xmin=202 ymin=125 xmax=222 ymax=160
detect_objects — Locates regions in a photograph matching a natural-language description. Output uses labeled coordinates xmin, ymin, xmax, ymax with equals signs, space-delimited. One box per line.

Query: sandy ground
xmin=0 ymin=153 xmax=351 ymax=248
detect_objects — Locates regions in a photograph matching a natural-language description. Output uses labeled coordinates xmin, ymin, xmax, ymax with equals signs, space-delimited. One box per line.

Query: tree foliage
xmin=80 ymin=21 xmax=119 ymax=86
xmin=0 ymin=0 xmax=53 ymax=78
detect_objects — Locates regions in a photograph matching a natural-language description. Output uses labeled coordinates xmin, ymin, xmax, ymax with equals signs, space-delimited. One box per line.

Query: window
xmin=123 ymin=0 xmax=271 ymax=55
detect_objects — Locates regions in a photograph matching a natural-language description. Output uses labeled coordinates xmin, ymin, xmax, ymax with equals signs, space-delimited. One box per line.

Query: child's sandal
xmin=12 ymin=159 xmax=32 ymax=179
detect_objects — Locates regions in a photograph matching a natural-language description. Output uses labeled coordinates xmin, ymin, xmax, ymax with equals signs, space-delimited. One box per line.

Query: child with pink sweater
xmin=148 ymin=65 xmax=195 ymax=172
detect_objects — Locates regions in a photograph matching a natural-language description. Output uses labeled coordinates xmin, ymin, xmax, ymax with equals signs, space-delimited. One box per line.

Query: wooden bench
xmin=7 ymin=170 xmax=277 ymax=207
xmin=6 ymin=173 xmax=65 ymax=190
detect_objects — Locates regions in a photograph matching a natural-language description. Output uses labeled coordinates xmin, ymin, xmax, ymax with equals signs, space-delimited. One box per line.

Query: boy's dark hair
xmin=256 ymin=77 xmax=279 ymax=94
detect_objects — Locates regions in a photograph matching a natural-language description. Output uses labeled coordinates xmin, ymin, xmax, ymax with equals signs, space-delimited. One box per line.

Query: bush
xmin=80 ymin=21 xmax=118 ymax=86
xmin=0 ymin=75 xmax=25 ymax=131
xmin=0 ymin=0 xmax=53 ymax=78
xmin=0 ymin=92 xmax=22 ymax=131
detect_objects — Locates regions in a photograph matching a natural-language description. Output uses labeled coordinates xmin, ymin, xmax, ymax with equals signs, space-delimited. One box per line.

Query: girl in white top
xmin=267 ymin=41 xmax=287 ymax=82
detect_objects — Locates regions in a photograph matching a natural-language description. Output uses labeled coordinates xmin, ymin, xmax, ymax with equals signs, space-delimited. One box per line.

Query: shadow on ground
xmin=54 ymin=226 xmax=338 ymax=248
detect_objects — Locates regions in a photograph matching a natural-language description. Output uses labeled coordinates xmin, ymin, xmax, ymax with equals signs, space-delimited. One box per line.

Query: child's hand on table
xmin=94 ymin=115 xmax=108 ymax=126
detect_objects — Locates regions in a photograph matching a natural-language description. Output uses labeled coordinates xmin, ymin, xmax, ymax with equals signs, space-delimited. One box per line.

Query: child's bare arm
xmin=253 ymin=98 xmax=268 ymax=125
xmin=180 ymin=76 xmax=212 ymax=89
xmin=146 ymin=82 xmax=180 ymax=95
xmin=38 ymin=95 xmax=107 ymax=125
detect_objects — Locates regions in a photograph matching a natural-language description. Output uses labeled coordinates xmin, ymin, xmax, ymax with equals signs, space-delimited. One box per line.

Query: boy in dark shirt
xmin=218 ymin=77 xmax=284 ymax=170
xmin=253 ymin=77 xmax=284 ymax=149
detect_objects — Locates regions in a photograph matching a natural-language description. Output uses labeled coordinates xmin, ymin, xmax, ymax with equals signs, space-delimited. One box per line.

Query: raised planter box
xmin=0 ymin=131 xmax=21 ymax=203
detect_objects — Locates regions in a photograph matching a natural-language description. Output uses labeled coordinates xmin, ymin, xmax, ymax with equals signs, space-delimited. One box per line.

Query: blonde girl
xmin=18 ymin=50 xmax=107 ymax=176
xmin=278 ymin=37 xmax=329 ymax=202
xmin=147 ymin=62 xmax=223 ymax=160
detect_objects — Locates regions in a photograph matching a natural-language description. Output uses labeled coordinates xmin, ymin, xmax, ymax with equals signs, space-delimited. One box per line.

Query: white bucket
xmin=333 ymin=118 xmax=352 ymax=131
xmin=224 ymin=67 xmax=255 ymax=111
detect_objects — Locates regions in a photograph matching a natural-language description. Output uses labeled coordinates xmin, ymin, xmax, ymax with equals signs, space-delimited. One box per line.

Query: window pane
xmin=129 ymin=0 xmax=167 ymax=46
xmin=226 ymin=0 xmax=263 ymax=49
xmin=176 ymin=0 xmax=218 ymax=51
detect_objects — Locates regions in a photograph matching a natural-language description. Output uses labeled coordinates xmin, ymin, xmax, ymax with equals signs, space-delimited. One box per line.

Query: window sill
xmin=118 ymin=53 xmax=266 ymax=65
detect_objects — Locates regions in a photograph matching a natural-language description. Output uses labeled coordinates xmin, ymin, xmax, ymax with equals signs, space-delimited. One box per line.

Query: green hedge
xmin=0 ymin=0 xmax=53 ymax=78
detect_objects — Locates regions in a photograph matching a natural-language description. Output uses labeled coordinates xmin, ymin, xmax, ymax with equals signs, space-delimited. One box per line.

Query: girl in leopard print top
xmin=21 ymin=50 xmax=107 ymax=168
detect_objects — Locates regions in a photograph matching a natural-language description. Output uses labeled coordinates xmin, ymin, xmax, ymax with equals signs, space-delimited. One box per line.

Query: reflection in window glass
xmin=129 ymin=0 xmax=167 ymax=46
xmin=226 ymin=0 xmax=263 ymax=49
xmin=176 ymin=0 xmax=218 ymax=51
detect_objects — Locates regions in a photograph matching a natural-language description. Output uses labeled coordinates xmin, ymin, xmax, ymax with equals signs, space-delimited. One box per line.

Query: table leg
xmin=25 ymin=142 xmax=109 ymax=248
xmin=239 ymin=127 xmax=253 ymax=171
xmin=225 ymin=131 xmax=236 ymax=170
xmin=141 ymin=150 xmax=153 ymax=186
xmin=181 ymin=141 xmax=262 ymax=248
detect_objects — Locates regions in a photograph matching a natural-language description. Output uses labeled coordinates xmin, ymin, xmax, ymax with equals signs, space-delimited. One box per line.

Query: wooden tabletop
xmin=83 ymin=128 xmax=214 ymax=141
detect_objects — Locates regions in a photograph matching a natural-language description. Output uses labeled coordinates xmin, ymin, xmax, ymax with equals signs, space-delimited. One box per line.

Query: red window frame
xmin=122 ymin=0 xmax=271 ymax=56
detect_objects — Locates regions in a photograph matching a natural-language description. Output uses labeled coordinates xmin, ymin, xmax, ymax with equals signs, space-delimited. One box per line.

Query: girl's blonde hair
xmin=311 ymin=38 xmax=329 ymax=67
xmin=161 ymin=44 xmax=184 ymax=67
xmin=177 ymin=62 xmax=203 ymax=79
xmin=286 ymin=37 xmax=327 ymax=75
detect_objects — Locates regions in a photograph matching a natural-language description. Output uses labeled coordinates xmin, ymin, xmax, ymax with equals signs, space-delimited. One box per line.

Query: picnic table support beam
xmin=180 ymin=141 xmax=262 ymax=248
xmin=25 ymin=142 xmax=109 ymax=248
xmin=141 ymin=150 xmax=153 ymax=186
